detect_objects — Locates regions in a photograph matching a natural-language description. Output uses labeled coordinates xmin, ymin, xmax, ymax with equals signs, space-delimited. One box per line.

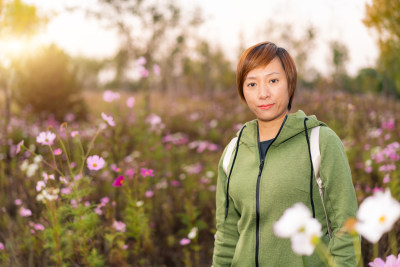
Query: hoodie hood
xmin=238 ymin=110 xmax=326 ymax=147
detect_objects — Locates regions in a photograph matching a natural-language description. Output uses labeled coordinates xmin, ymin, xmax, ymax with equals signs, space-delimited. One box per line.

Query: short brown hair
xmin=236 ymin=41 xmax=297 ymax=110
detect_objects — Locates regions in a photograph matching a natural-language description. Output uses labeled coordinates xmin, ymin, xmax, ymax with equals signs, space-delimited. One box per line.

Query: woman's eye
xmin=247 ymin=82 xmax=256 ymax=87
xmin=270 ymin=79 xmax=278 ymax=84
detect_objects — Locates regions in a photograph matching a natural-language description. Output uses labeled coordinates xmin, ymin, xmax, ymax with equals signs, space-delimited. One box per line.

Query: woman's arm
xmin=212 ymin=148 xmax=241 ymax=267
xmin=320 ymin=127 xmax=361 ymax=267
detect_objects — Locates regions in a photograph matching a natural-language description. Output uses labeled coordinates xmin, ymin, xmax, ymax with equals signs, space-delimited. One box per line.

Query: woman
xmin=212 ymin=42 xmax=359 ymax=266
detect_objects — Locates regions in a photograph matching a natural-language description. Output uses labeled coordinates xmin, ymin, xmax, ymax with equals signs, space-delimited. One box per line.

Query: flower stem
xmin=21 ymin=145 xmax=64 ymax=177
xmin=373 ymin=242 xmax=378 ymax=259
xmin=389 ymin=230 xmax=398 ymax=255
xmin=315 ymin=241 xmax=337 ymax=267
xmin=353 ymin=235 xmax=363 ymax=267
xmin=79 ymin=126 xmax=102 ymax=175
xmin=49 ymin=201 xmax=62 ymax=267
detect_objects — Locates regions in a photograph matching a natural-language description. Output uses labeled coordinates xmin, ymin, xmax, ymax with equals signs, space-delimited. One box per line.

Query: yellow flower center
xmin=379 ymin=215 xmax=386 ymax=224
xmin=121 ymin=180 xmax=124 ymax=184
xmin=93 ymin=163 xmax=97 ymax=167
xmin=299 ymin=226 xmax=305 ymax=233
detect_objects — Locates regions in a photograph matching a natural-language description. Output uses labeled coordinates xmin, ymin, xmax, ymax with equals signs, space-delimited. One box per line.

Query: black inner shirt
xmin=259 ymin=138 xmax=275 ymax=161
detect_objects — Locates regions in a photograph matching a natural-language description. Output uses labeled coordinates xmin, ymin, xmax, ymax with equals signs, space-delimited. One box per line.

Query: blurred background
xmin=0 ymin=0 xmax=399 ymax=266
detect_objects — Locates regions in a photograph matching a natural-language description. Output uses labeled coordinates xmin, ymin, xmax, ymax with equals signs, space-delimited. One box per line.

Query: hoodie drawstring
xmin=225 ymin=125 xmax=246 ymax=220
xmin=304 ymin=118 xmax=316 ymax=218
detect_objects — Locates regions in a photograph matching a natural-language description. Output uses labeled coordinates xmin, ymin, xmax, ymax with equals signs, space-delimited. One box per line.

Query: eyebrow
xmin=245 ymin=72 xmax=280 ymax=80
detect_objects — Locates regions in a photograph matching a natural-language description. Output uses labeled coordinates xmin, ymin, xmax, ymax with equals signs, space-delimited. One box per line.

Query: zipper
xmin=255 ymin=158 xmax=264 ymax=267
xmin=255 ymin=115 xmax=288 ymax=267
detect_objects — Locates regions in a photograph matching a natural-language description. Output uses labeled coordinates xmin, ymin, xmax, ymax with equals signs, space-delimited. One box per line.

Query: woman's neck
xmin=258 ymin=112 xmax=288 ymax=141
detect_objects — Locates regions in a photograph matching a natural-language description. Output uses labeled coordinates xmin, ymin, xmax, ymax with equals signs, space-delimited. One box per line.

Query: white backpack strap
xmin=310 ymin=126 xmax=332 ymax=239
xmin=222 ymin=137 xmax=238 ymax=175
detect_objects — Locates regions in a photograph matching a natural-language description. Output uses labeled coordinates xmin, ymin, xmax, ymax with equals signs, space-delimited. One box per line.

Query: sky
xmin=22 ymin=0 xmax=378 ymax=76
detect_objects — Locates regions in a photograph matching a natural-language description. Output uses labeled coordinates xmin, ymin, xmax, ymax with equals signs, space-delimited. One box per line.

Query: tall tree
xmin=363 ymin=0 xmax=400 ymax=95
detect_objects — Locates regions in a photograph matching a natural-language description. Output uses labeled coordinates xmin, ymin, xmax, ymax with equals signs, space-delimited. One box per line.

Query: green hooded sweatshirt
xmin=212 ymin=110 xmax=360 ymax=267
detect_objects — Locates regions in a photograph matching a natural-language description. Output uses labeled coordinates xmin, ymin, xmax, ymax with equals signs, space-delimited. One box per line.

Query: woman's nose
xmin=258 ymin=83 xmax=271 ymax=99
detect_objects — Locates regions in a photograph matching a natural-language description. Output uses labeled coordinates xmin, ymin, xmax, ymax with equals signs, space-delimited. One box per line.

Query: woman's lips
xmin=258 ymin=104 xmax=274 ymax=110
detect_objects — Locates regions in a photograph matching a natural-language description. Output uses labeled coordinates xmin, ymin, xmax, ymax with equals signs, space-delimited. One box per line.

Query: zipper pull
xmin=259 ymin=160 xmax=264 ymax=171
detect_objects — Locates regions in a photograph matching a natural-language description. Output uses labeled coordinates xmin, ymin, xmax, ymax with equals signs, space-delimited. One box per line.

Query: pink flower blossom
xmin=140 ymin=168 xmax=154 ymax=177
xmin=126 ymin=97 xmax=135 ymax=108
xmin=64 ymin=113 xmax=75 ymax=122
xmin=71 ymin=131 xmax=79 ymax=138
xmin=125 ymin=169 xmax=135 ymax=179
xmin=103 ymin=90 xmax=120 ymax=102
xmin=170 ymin=180 xmax=180 ymax=187
xmin=372 ymin=187 xmax=383 ymax=193
xmin=112 ymin=220 xmax=126 ymax=232
xmin=365 ymin=166 xmax=372 ymax=173
xmin=136 ymin=56 xmax=146 ymax=65
xmin=36 ymin=181 xmax=46 ymax=192
xmin=100 ymin=197 xmax=109 ymax=205
xmin=54 ymin=148 xmax=62 ymax=155
xmin=14 ymin=199 xmax=22 ymax=206
xmin=42 ymin=172 xmax=55 ymax=183
xmin=94 ymin=206 xmax=103 ymax=215
xmin=153 ymin=64 xmax=160 ymax=76
xmin=123 ymin=244 xmax=129 ymax=250
xmin=101 ymin=112 xmax=115 ymax=127
xmin=19 ymin=207 xmax=32 ymax=217
xmin=369 ymin=253 xmax=400 ymax=267
xmin=381 ymin=119 xmax=395 ymax=131
xmin=0 ymin=242 xmax=4 ymax=250
xmin=139 ymin=67 xmax=149 ymax=78
xmin=87 ymin=155 xmax=105 ymax=171
xmin=61 ymin=187 xmax=71 ymax=195
xmin=383 ymin=174 xmax=390 ymax=184
xmin=145 ymin=190 xmax=154 ymax=198
xmin=112 ymin=176 xmax=124 ymax=187
xmin=180 ymin=238 xmax=190 ymax=245
xmin=16 ymin=140 xmax=24 ymax=154
xmin=34 ymin=223 xmax=44 ymax=231
xmin=36 ymin=131 xmax=56 ymax=146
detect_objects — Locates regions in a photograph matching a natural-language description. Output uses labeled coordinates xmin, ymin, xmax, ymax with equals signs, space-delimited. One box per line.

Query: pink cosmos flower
xmin=36 ymin=181 xmax=46 ymax=192
xmin=153 ymin=64 xmax=160 ymax=76
xmin=125 ymin=169 xmax=135 ymax=179
xmin=0 ymin=242 xmax=4 ymax=250
xmin=365 ymin=166 xmax=373 ymax=173
xmin=42 ymin=172 xmax=55 ymax=183
xmin=136 ymin=56 xmax=146 ymax=65
xmin=87 ymin=155 xmax=105 ymax=171
xmin=383 ymin=174 xmax=390 ymax=184
xmin=36 ymin=131 xmax=56 ymax=146
xmin=369 ymin=253 xmax=400 ymax=267
xmin=20 ymin=207 xmax=32 ymax=217
xmin=61 ymin=187 xmax=71 ymax=195
xmin=71 ymin=131 xmax=79 ymax=138
xmin=381 ymin=119 xmax=395 ymax=131
xmin=112 ymin=176 xmax=124 ymax=187
xmin=140 ymin=168 xmax=154 ymax=177
xmin=100 ymin=197 xmax=109 ymax=205
xmin=180 ymin=238 xmax=190 ymax=245
xmin=372 ymin=187 xmax=383 ymax=193
xmin=112 ymin=220 xmax=126 ymax=232
xmin=34 ymin=223 xmax=44 ymax=231
xmin=126 ymin=97 xmax=135 ymax=108
xmin=101 ymin=112 xmax=115 ymax=127
xmin=54 ymin=148 xmax=62 ymax=155
xmin=14 ymin=199 xmax=22 ymax=206
xmin=94 ymin=206 xmax=103 ymax=215
xmin=139 ymin=67 xmax=149 ymax=78
xmin=103 ymin=90 xmax=120 ymax=102
xmin=145 ymin=190 xmax=154 ymax=198
xmin=123 ymin=244 xmax=129 ymax=250
xmin=16 ymin=140 xmax=24 ymax=154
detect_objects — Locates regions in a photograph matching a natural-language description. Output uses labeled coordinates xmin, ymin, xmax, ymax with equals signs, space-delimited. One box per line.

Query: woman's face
xmin=243 ymin=57 xmax=289 ymax=124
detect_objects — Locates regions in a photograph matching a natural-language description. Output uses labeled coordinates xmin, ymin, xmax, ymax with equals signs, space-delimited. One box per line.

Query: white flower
xmin=136 ymin=201 xmax=144 ymax=207
xmin=36 ymin=181 xmax=46 ymax=192
xmin=26 ymin=163 xmax=39 ymax=177
xmin=188 ymin=227 xmax=198 ymax=239
xmin=355 ymin=189 xmax=400 ymax=243
xmin=36 ymin=131 xmax=56 ymax=146
xmin=274 ymin=203 xmax=322 ymax=256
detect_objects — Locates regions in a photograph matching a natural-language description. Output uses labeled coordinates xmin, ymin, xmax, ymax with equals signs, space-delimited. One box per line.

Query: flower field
xmin=0 ymin=88 xmax=399 ymax=266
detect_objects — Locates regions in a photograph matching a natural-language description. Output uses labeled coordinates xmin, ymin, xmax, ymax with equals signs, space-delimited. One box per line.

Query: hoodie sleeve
xmin=319 ymin=127 xmax=360 ymax=267
xmin=212 ymin=145 xmax=240 ymax=267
